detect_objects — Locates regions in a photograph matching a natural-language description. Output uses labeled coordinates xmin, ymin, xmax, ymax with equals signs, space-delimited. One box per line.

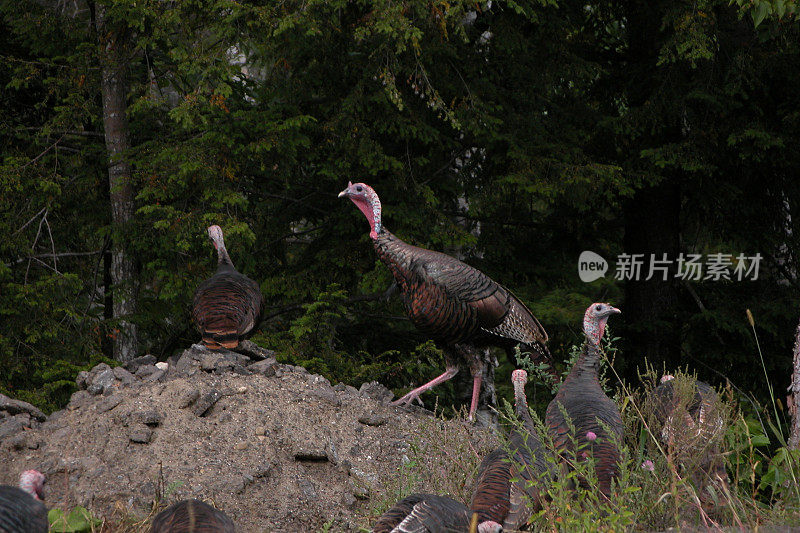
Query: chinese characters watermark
xmin=579 ymin=251 xmax=762 ymax=282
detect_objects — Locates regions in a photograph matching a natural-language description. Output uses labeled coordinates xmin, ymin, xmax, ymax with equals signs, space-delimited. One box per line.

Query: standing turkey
xmin=545 ymin=302 xmax=622 ymax=496
xmin=192 ymin=225 xmax=264 ymax=350
xmin=646 ymin=375 xmax=728 ymax=500
xmin=0 ymin=470 xmax=47 ymax=533
xmin=151 ymin=499 xmax=235 ymax=533
xmin=372 ymin=493 xmax=501 ymax=533
xmin=471 ymin=369 xmax=553 ymax=528
xmin=339 ymin=182 xmax=552 ymax=421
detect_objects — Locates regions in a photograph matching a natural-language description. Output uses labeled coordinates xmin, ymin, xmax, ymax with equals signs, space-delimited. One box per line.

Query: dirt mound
xmin=0 ymin=344 xmax=497 ymax=532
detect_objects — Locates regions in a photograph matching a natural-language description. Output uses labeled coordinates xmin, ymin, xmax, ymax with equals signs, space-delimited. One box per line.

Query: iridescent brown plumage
xmin=372 ymin=493 xmax=500 ymax=533
xmin=340 ymin=182 xmax=552 ymax=420
xmin=192 ymin=225 xmax=264 ymax=350
xmin=545 ymin=303 xmax=622 ymax=496
xmin=471 ymin=369 xmax=552 ymax=529
xmin=150 ymin=499 xmax=235 ymax=533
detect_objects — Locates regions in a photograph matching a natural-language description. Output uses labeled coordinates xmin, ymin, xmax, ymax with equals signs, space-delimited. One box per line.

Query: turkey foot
xmin=392 ymin=366 xmax=459 ymax=409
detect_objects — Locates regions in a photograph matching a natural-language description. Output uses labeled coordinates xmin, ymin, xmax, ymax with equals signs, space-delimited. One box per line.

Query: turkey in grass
xmin=151 ymin=499 xmax=235 ymax=533
xmin=0 ymin=470 xmax=47 ymax=533
xmin=545 ymin=302 xmax=622 ymax=496
xmin=192 ymin=225 xmax=264 ymax=350
xmin=339 ymin=182 xmax=552 ymax=421
xmin=471 ymin=369 xmax=553 ymax=528
xmin=372 ymin=493 xmax=501 ymax=533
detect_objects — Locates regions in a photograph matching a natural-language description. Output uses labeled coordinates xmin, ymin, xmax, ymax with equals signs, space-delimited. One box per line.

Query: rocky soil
xmin=0 ymin=343 xmax=497 ymax=532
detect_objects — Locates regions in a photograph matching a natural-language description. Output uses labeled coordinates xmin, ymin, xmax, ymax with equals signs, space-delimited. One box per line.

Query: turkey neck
xmin=215 ymin=244 xmax=235 ymax=272
xmin=372 ymin=230 xmax=415 ymax=290
xmin=566 ymin=339 xmax=603 ymax=384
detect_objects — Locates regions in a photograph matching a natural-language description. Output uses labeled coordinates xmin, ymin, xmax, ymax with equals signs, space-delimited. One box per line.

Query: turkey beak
xmin=608 ymin=306 xmax=621 ymax=315
xmin=338 ymin=182 xmax=353 ymax=198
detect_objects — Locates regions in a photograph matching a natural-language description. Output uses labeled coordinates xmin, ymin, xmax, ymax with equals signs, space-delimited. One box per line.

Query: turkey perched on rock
xmin=151 ymin=499 xmax=235 ymax=533
xmin=471 ymin=369 xmax=553 ymax=529
xmin=0 ymin=470 xmax=47 ymax=533
xmin=545 ymin=303 xmax=622 ymax=496
xmin=192 ymin=225 xmax=264 ymax=350
xmin=372 ymin=493 xmax=500 ymax=533
xmin=647 ymin=375 xmax=728 ymax=497
xmin=339 ymin=182 xmax=552 ymax=420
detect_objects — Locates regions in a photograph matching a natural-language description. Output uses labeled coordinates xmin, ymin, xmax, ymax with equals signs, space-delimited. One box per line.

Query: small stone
xmin=7 ymin=433 xmax=26 ymax=450
xmin=307 ymin=389 xmax=341 ymax=407
xmin=136 ymin=410 xmax=163 ymax=427
xmin=123 ymin=354 xmax=156 ymax=373
xmin=358 ymin=414 xmax=387 ymax=427
xmin=89 ymin=363 xmax=112 ymax=376
xmin=143 ymin=369 xmax=166 ymax=383
xmin=0 ymin=418 xmax=25 ymax=439
xmin=68 ymin=391 xmax=89 ymax=411
xmin=200 ymin=353 xmax=222 ymax=371
xmin=177 ymin=389 xmax=201 ymax=409
xmin=113 ymin=366 xmax=136 ymax=385
xmin=248 ymin=358 xmax=278 ymax=377
xmin=359 ymin=381 xmax=394 ymax=403
xmin=351 ymin=481 xmax=370 ymax=500
xmin=297 ymin=477 xmax=318 ymax=499
xmin=155 ymin=362 xmax=169 ymax=371
xmin=254 ymin=426 xmax=266 ymax=436
xmin=134 ymin=365 xmax=158 ymax=379
xmin=90 ymin=368 xmax=114 ymax=394
xmin=236 ymin=340 xmax=276 ymax=360
xmin=236 ymin=386 xmax=248 ymax=394
xmin=129 ymin=426 xmax=153 ymax=444
xmin=253 ymin=463 xmax=272 ymax=478
xmin=76 ymin=371 xmax=91 ymax=389
xmin=293 ymin=445 xmax=328 ymax=462
xmin=341 ymin=492 xmax=357 ymax=508
xmin=350 ymin=467 xmax=378 ymax=486
xmin=192 ymin=389 xmax=221 ymax=417
xmin=96 ymin=395 xmax=123 ymax=414
xmin=234 ymin=441 xmax=249 ymax=451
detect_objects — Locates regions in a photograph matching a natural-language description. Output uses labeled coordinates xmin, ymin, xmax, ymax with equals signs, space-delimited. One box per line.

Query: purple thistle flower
xmin=641 ymin=460 xmax=655 ymax=472
xmin=586 ymin=431 xmax=597 ymax=441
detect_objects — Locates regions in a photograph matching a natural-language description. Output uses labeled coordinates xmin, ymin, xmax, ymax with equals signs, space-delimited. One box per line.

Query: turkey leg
xmin=392 ymin=366 xmax=459 ymax=408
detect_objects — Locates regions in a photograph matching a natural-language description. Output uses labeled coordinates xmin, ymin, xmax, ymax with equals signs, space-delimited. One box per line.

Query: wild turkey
xmin=471 ymin=369 xmax=553 ymax=529
xmin=0 ymin=470 xmax=47 ymax=533
xmin=545 ymin=302 xmax=622 ymax=496
xmin=192 ymin=225 xmax=264 ymax=350
xmin=151 ymin=499 xmax=235 ymax=533
xmin=372 ymin=493 xmax=501 ymax=533
xmin=339 ymin=182 xmax=552 ymax=420
xmin=646 ymin=375 xmax=728 ymax=499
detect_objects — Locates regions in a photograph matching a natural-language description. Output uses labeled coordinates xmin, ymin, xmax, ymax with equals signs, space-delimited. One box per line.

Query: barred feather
xmin=374 ymin=230 xmax=549 ymax=358
xmin=0 ymin=486 xmax=47 ymax=533
xmin=192 ymin=266 xmax=264 ymax=350
xmin=372 ymin=494 xmax=472 ymax=533
xmin=151 ymin=499 xmax=235 ymax=533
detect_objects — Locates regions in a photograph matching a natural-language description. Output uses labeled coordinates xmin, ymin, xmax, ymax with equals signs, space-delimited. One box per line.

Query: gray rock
xmin=297 ymin=476 xmax=318 ymax=499
xmin=89 ymin=368 xmax=115 ymax=395
xmin=143 ymin=369 xmax=166 ymax=382
xmin=123 ymin=354 xmax=157 ymax=373
xmin=192 ymin=389 xmax=221 ymax=417
xmin=0 ymin=418 xmax=25 ymax=439
xmin=359 ymin=381 xmax=394 ymax=403
xmin=136 ymin=410 xmax=163 ymax=427
xmin=0 ymin=393 xmax=47 ymax=421
xmin=76 ymin=371 xmax=91 ymax=389
xmin=177 ymin=389 xmax=201 ymax=409
xmin=129 ymin=426 xmax=153 ymax=444
xmin=134 ymin=365 xmax=159 ymax=379
xmin=7 ymin=433 xmax=27 ymax=450
xmin=248 ymin=358 xmax=278 ymax=377
xmin=96 ymin=395 xmax=123 ymax=414
xmin=293 ymin=444 xmax=328 ymax=462
xmin=89 ymin=363 xmax=111 ymax=377
xmin=307 ymin=389 xmax=342 ymax=407
xmin=113 ymin=366 xmax=136 ymax=385
xmin=200 ymin=352 xmax=223 ymax=371
xmin=236 ymin=340 xmax=276 ymax=360
xmin=358 ymin=414 xmax=388 ymax=427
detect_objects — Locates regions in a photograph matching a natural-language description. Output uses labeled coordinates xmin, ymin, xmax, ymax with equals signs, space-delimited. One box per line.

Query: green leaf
xmin=48 ymin=506 xmax=102 ymax=532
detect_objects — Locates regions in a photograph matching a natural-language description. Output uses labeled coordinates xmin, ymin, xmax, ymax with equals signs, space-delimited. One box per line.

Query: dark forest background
xmin=1 ymin=0 xmax=799 ymax=414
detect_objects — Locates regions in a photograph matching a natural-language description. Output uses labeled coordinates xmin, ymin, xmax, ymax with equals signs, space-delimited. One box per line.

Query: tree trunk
xmin=623 ymin=181 xmax=681 ymax=368
xmin=788 ymin=317 xmax=800 ymax=449
xmin=96 ymin=4 xmax=138 ymax=362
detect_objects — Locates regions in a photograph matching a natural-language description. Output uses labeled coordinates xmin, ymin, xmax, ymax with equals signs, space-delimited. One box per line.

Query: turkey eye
xmin=595 ymin=305 xmax=602 ymax=312
xmin=356 ymin=185 xmax=363 ymax=192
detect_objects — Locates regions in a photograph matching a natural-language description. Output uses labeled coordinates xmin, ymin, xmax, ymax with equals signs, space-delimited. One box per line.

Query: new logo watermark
xmin=578 ymin=250 xmax=609 ymax=282
xmin=578 ymin=251 xmax=762 ymax=282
